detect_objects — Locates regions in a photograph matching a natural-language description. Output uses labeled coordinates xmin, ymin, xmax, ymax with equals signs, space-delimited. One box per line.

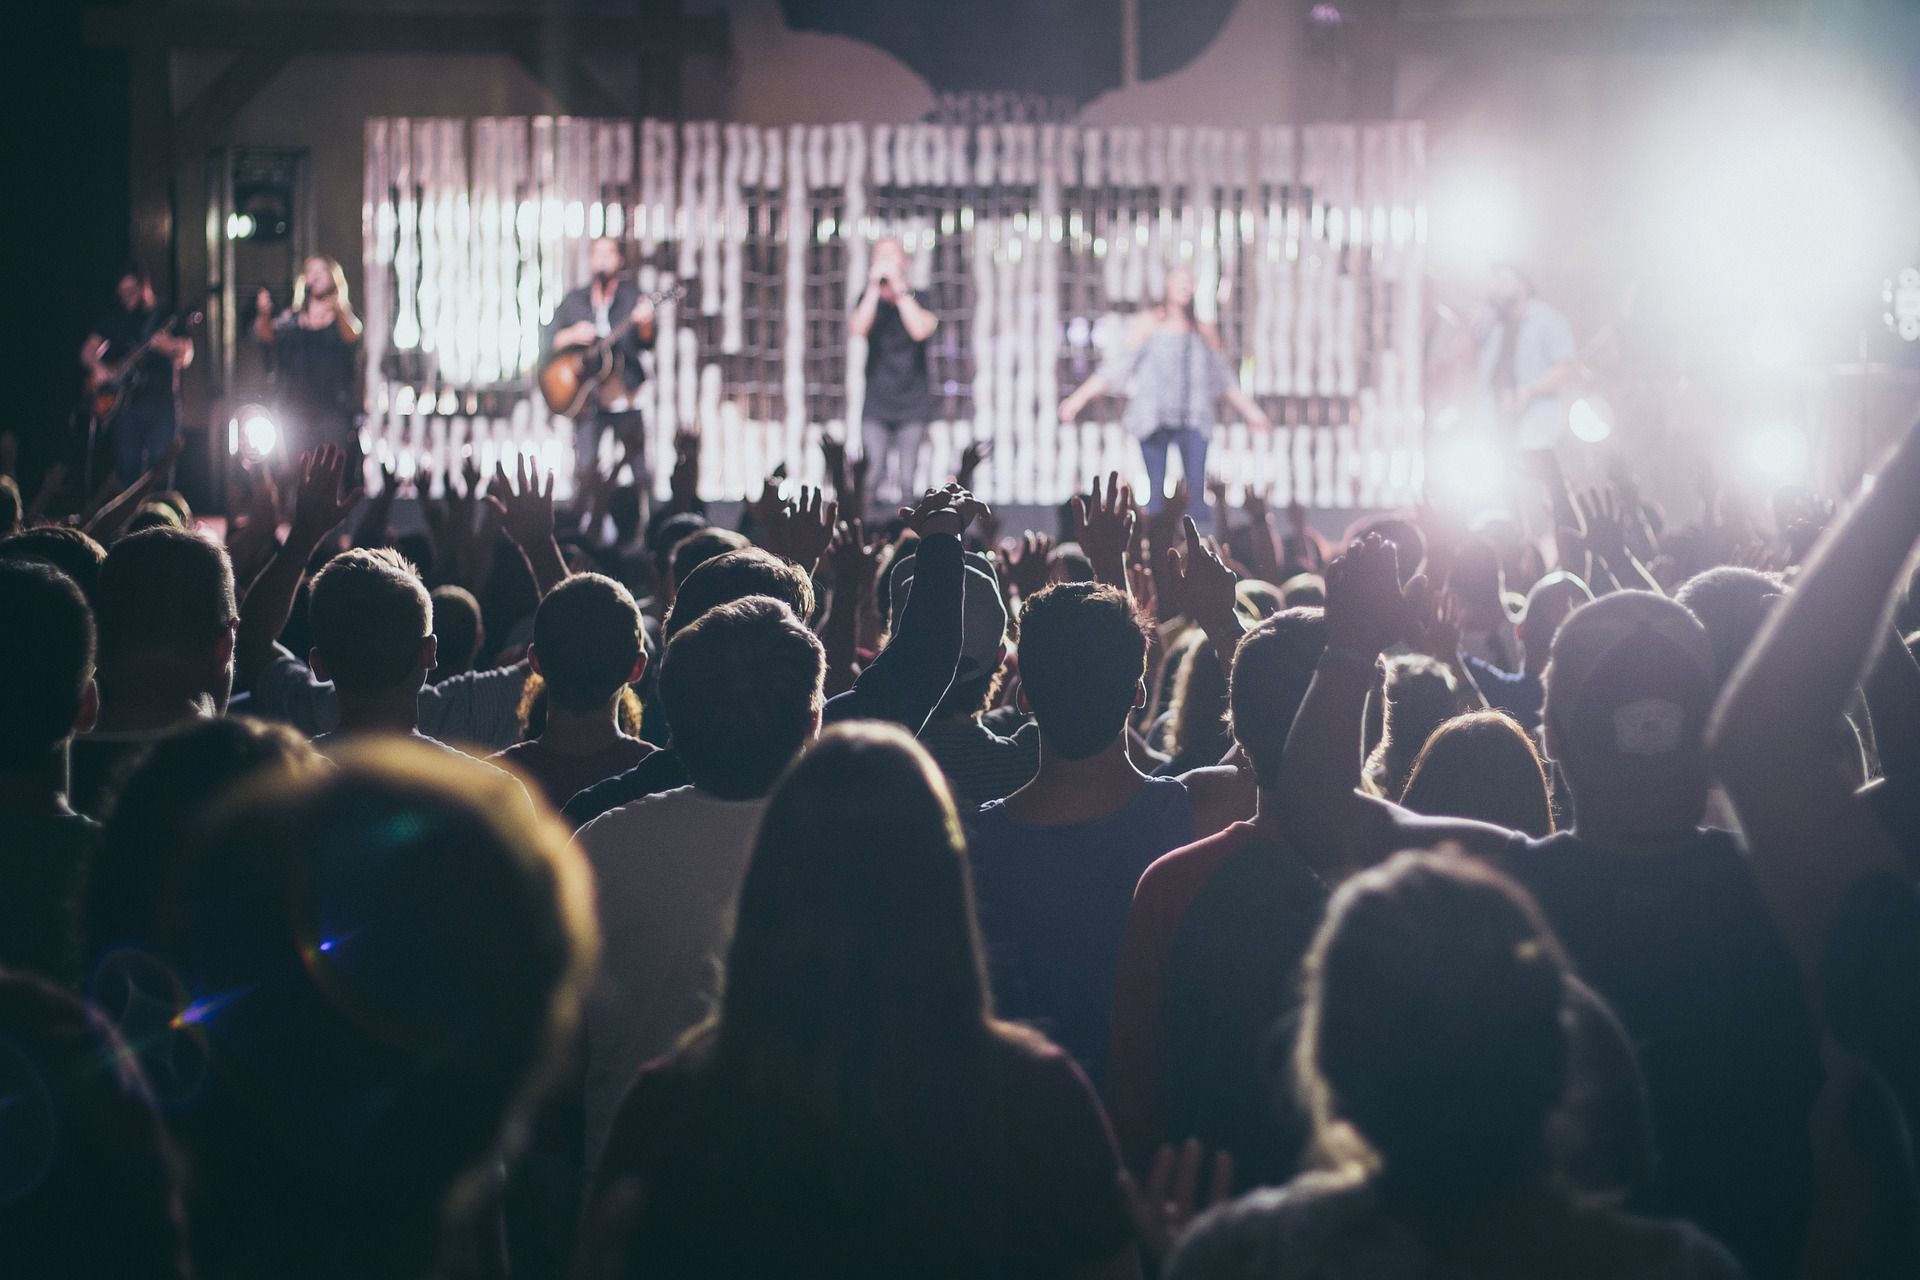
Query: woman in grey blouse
xmin=1058 ymin=265 xmax=1270 ymax=523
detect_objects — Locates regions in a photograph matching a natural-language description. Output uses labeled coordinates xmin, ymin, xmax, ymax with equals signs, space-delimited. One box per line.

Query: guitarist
xmin=80 ymin=264 xmax=193 ymax=487
xmin=545 ymin=237 xmax=655 ymax=494
xmin=1475 ymin=261 xmax=1577 ymax=454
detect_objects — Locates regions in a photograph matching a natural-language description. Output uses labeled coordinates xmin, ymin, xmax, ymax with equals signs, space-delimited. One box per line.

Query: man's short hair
xmin=1228 ymin=607 xmax=1328 ymax=789
xmin=669 ymin=527 xmax=750 ymax=590
xmin=0 ymin=563 xmax=95 ymax=769
xmin=1674 ymin=566 xmax=1782 ymax=690
xmin=664 ymin=547 xmax=815 ymax=644
xmin=1015 ymin=582 xmax=1149 ymax=760
xmin=535 ymin=574 xmax=644 ymax=714
xmin=659 ymin=596 xmax=824 ymax=799
xmin=648 ymin=511 xmax=710 ymax=577
xmin=95 ymin=528 xmax=236 ymax=666
xmin=0 ymin=526 xmax=108 ymax=603
xmin=309 ymin=548 xmax=431 ymax=697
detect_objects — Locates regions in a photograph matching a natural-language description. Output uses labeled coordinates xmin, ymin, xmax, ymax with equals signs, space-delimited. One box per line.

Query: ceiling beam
xmin=1348 ymin=10 xmax=1771 ymax=61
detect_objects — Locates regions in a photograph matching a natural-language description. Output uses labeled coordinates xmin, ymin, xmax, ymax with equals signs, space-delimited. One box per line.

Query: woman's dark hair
xmin=1363 ymin=654 xmax=1458 ymax=801
xmin=717 ymin=723 xmax=990 ymax=1054
xmin=1399 ymin=711 xmax=1555 ymax=837
xmin=1297 ymin=850 xmax=1570 ymax=1206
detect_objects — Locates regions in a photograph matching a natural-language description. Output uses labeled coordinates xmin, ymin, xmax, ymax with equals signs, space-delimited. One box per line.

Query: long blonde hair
xmin=293 ymin=256 xmax=362 ymax=341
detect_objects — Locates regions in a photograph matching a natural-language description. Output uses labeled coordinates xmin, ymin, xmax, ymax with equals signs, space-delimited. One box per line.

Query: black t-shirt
xmin=92 ymin=306 xmax=174 ymax=408
xmin=1498 ymin=828 xmax=1822 ymax=1280
xmin=862 ymin=297 xmax=931 ymax=423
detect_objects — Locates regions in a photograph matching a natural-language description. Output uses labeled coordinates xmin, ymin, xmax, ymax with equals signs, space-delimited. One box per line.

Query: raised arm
xmin=1276 ymin=535 xmax=1505 ymax=877
xmin=235 ymin=445 xmax=362 ymax=692
xmin=822 ymin=485 xmax=986 ymax=734
xmin=1074 ymin=471 xmax=1136 ymax=591
xmin=1710 ymin=416 xmax=1920 ymax=970
xmin=84 ymin=435 xmax=185 ymax=543
xmin=486 ymin=455 xmax=568 ymax=598
xmin=1162 ymin=516 xmax=1244 ymax=675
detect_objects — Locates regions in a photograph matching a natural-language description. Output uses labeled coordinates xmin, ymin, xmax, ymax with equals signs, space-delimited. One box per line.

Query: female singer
xmin=1058 ymin=265 xmax=1269 ymax=525
xmin=254 ymin=256 xmax=363 ymax=469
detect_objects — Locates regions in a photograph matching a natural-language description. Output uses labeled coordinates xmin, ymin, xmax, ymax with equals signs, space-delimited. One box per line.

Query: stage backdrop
xmin=361 ymin=117 xmax=1426 ymax=507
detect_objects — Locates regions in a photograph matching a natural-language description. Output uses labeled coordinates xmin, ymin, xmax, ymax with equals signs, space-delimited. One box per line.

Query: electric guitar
xmin=86 ymin=308 xmax=203 ymax=426
xmin=537 ymin=284 xmax=684 ymax=417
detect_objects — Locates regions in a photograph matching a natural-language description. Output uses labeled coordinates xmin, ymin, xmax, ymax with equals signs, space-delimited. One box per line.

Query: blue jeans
xmin=1140 ymin=424 xmax=1209 ymax=522
xmin=111 ymin=398 xmax=177 ymax=486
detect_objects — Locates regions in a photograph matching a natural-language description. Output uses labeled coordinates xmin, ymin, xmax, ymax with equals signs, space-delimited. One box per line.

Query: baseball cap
xmin=1545 ymin=592 xmax=1715 ymax=760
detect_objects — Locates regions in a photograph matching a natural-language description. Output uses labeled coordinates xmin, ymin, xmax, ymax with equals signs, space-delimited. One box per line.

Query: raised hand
xmin=783 ymin=484 xmax=839 ymax=572
xmin=486 ymin=454 xmax=557 ymax=550
xmin=1411 ymin=588 xmax=1465 ymax=663
xmin=290 ymin=444 xmax=365 ymax=548
xmin=1162 ymin=515 xmax=1240 ymax=634
xmin=1120 ymin=1139 xmax=1235 ymax=1263
xmin=1072 ymin=470 xmax=1136 ymax=584
xmin=1003 ymin=530 xmax=1056 ymax=601
xmin=957 ymin=437 xmax=992 ymax=491
xmin=1576 ymin=487 xmax=1630 ymax=570
xmin=458 ymin=450 xmax=483 ymax=501
xmin=898 ymin=483 xmax=990 ymax=539
xmin=827 ymin=518 xmax=879 ymax=599
xmin=1325 ymin=532 xmax=1422 ymax=658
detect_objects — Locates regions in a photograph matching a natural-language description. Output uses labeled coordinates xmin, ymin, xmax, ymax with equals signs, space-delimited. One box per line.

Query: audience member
xmin=492 ymin=573 xmax=652 ymax=807
xmin=576 ymin=595 xmax=825 ymax=1171
xmin=1361 ymin=653 xmax=1458 ymax=801
xmin=1166 ymin=852 xmax=1744 ymax=1280
xmin=0 ymin=562 xmax=99 ymax=986
xmin=72 ymin=525 xmax=237 ymax=817
xmin=1398 ymin=709 xmax=1555 ymax=836
xmin=1457 ymin=570 xmax=1591 ymax=733
xmin=162 ymin=741 xmax=596 ymax=1280
xmin=428 ymin=583 xmax=486 ymax=680
xmin=0 ymin=970 xmax=190 ymax=1280
xmin=587 ymin=724 xmax=1135 ymax=1278
xmin=970 ymin=581 xmax=1194 ymax=1084
xmin=1277 ymin=535 xmax=1820 ymax=1279
xmin=0 ymin=524 xmax=108 ymax=603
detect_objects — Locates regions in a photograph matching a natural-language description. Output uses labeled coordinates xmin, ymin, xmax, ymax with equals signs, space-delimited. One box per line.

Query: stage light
xmin=1742 ymin=422 xmax=1810 ymax=486
xmin=228 ymin=404 xmax=279 ymax=461
xmin=1568 ymin=397 xmax=1613 ymax=444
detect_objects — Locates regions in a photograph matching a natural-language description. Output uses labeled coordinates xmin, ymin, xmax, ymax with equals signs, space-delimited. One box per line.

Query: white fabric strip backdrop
xmin=363 ymin=117 xmax=1426 ymax=508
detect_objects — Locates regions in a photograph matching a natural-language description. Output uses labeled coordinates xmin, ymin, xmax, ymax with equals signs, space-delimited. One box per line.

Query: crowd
xmin=2 ymin=409 xmax=1919 ymax=1280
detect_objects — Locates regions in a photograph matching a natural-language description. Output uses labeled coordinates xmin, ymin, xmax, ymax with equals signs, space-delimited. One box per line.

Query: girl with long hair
xmin=253 ymin=255 xmax=363 ymax=466
xmin=1059 ymin=265 xmax=1270 ymax=527
xmin=587 ymin=723 xmax=1137 ymax=1278
xmin=1166 ymin=852 xmax=1742 ymax=1279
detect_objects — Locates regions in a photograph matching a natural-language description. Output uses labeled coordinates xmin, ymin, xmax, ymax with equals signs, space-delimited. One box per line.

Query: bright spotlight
xmin=1568 ymin=397 xmax=1613 ymax=445
xmin=1427 ymin=429 xmax=1510 ymax=511
xmin=228 ymin=404 xmax=279 ymax=461
xmin=1743 ymin=422 xmax=1810 ymax=486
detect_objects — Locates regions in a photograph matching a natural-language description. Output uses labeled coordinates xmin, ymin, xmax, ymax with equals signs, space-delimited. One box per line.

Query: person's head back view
xmin=307 ymin=547 xmax=433 ymax=700
xmin=94 ymin=527 xmax=237 ymax=722
xmin=663 ymin=546 xmax=815 ymax=645
xmin=1399 ymin=710 xmax=1554 ymax=837
xmin=668 ymin=527 xmax=751 ymax=594
xmin=427 ymin=584 xmax=485 ymax=679
xmin=659 ymin=596 xmax=824 ymax=800
xmin=162 ymin=740 xmax=596 ymax=1280
xmin=1299 ymin=850 xmax=1569 ymax=1204
xmin=1517 ymin=571 xmax=1593 ymax=672
xmin=0 ymin=562 xmax=95 ymax=783
xmin=1541 ymin=591 xmax=1714 ymax=837
xmin=531 ymin=573 xmax=646 ymax=716
xmin=1674 ymin=566 xmax=1782 ymax=692
xmin=0 ymin=525 xmax=108 ymax=605
xmin=1015 ymin=582 xmax=1149 ymax=759
xmin=1164 ymin=630 xmax=1230 ymax=766
xmin=0 ymin=971 xmax=189 ymax=1280
xmin=1228 ymin=607 xmax=1328 ymax=790
xmin=720 ymin=723 xmax=989 ymax=1058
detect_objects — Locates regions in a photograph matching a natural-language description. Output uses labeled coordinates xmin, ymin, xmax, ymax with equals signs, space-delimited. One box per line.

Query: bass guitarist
xmin=81 ymin=263 xmax=193 ymax=487
xmin=544 ymin=236 xmax=655 ymax=494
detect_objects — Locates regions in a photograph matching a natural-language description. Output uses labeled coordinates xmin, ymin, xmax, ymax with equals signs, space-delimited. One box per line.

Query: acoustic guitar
xmin=86 ymin=307 xmax=204 ymax=426
xmin=537 ymin=284 xmax=684 ymax=417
